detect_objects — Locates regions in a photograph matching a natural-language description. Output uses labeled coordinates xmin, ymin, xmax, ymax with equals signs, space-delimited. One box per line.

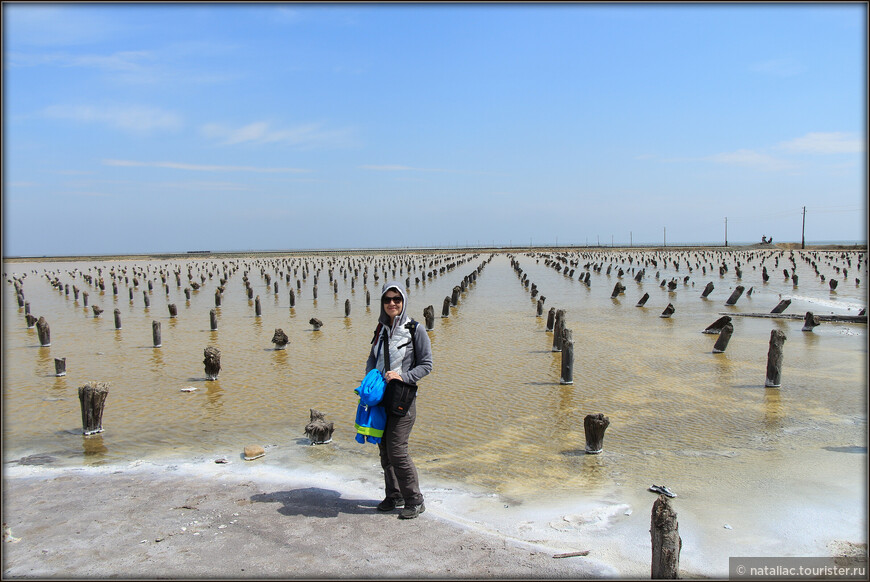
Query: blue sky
xmin=3 ymin=2 xmax=867 ymax=256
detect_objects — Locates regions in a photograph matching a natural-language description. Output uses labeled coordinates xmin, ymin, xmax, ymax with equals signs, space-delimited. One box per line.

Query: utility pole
xmin=663 ymin=227 xmax=666 ymax=247
xmin=801 ymin=206 xmax=806 ymax=249
xmin=630 ymin=231 xmax=633 ymax=247
xmin=725 ymin=217 xmax=728 ymax=248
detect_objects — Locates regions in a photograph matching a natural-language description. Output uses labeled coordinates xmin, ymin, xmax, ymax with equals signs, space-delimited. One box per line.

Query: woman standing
xmin=365 ymin=281 xmax=433 ymax=519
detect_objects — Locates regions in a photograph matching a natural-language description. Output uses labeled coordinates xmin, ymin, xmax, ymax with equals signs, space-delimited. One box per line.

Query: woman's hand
xmin=384 ymin=371 xmax=403 ymax=383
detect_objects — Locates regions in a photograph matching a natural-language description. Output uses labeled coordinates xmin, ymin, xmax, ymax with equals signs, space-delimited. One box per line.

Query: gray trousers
xmin=378 ymin=399 xmax=423 ymax=505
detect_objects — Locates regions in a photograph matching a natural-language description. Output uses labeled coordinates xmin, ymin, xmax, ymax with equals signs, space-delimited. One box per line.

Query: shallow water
xmin=3 ymin=249 xmax=868 ymax=570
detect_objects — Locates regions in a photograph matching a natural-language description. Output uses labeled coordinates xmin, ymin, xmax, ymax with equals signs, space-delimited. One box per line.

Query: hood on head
xmin=379 ymin=280 xmax=409 ymax=328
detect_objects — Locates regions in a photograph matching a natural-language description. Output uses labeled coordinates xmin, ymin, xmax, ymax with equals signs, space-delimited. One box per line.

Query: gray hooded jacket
xmin=365 ymin=281 xmax=433 ymax=386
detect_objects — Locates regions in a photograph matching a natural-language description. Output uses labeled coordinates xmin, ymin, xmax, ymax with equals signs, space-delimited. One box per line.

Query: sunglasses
xmin=382 ymin=295 xmax=403 ymax=304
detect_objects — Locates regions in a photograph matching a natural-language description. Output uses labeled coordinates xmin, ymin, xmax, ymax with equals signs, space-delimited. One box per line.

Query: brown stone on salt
xmin=243 ymin=445 xmax=265 ymax=461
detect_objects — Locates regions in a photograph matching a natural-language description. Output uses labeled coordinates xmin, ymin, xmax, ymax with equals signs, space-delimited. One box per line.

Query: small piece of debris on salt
xmin=181 ymin=386 xmax=197 ymax=392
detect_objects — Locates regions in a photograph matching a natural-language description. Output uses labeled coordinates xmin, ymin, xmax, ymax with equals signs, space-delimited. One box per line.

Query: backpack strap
xmin=370 ymin=322 xmax=383 ymax=345
xmin=404 ymin=319 xmax=419 ymax=369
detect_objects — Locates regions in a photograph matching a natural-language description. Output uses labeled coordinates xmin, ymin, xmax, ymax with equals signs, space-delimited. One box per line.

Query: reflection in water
xmin=763 ymin=387 xmax=785 ymax=429
xmin=83 ymin=434 xmax=108 ymax=457
xmin=150 ymin=347 xmax=164 ymax=372
xmin=204 ymin=380 xmax=224 ymax=421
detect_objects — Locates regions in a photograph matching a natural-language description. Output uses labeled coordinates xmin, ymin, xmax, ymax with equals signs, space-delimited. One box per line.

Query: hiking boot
xmin=398 ymin=502 xmax=425 ymax=519
xmin=377 ymin=497 xmax=404 ymax=511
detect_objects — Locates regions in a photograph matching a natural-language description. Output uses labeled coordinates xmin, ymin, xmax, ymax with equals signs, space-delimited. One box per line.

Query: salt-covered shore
xmin=3 ymin=451 xmax=865 ymax=579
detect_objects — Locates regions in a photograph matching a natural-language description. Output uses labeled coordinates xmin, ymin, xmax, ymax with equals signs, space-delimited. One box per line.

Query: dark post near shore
xmin=210 ymin=308 xmax=218 ymax=331
xmin=584 ymin=413 xmax=609 ymax=454
xmin=272 ymin=328 xmax=289 ymax=350
xmin=764 ymin=330 xmax=786 ymax=387
xmin=152 ymin=320 xmax=162 ymax=348
xmin=36 ymin=316 xmax=51 ymax=346
xmin=78 ymin=381 xmax=109 ymax=436
xmin=423 ymin=305 xmax=435 ymax=330
xmin=802 ymin=311 xmax=820 ymax=332
xmin=770 ymin=299 xmax=791 ymax=314
xmin=651 ymin=494 xmax=681 ymax=579
xmin=701 ymin=282 xmax=714 ymax=298
xmin=552 ymin=309 xmax=565 ymax=352
xmin=712 ymin=323 xmax=734 ymax=353
xmin=560 ymin=327 xmax=574 ymax=385
xmin=725 ymin=285 xmax=745 ymax=306
xmin=114 ymin=308 xmax=121 ymax=329
xmin=442 ymin=296 xmax=451 ymax=318
xmin=636 ymin=292 xmax=650 ymax=307
xmin=204 ymin=346 xmax=221 ymax=380
xmin=55 ymin=357 xmax=66 ymax=377
xmin=660 ymin=303 xmax=675 ymax=318
xmin=546 ymin=307 xmax=556 ymax=332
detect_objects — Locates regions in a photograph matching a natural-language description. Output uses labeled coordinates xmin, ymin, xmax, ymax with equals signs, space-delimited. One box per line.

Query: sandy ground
xmin=2 ymin=464 xmax=617 ymax=579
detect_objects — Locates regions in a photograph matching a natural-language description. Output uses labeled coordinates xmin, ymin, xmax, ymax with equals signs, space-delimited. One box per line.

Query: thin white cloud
xmin=201 ymin=121 xmax=354 ymax=148
xmin=777 ymin=132 xmax=864 ymax=154
xmin=750 ymin=58 xmax=805 ymax=78
xmin=102 ymin=159 xmax=310 ymax=174
xmin=704 ymin=149 xmax=796 ymax=171
xmin=359 ymin=165 xmax=452 ymax=173
xmin=43 ymin=104 xmax=183 ymax=132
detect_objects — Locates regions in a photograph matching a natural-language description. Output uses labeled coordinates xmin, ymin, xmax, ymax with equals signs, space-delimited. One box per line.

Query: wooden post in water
xmin=725 ymin=285 xmax=745 ymax=306
xmin=636 ymin=292 xmax=650 ymax=307
xmin=210 ymin=309 xmax=218 ymax=330
xmin=312 ymin=286 xmax=318 ymax=300
xmin=703 ymin=315 xmax=732 ymax=334
xmin=712 ymin=322 xmax=734 ymax=353
xmin=272 ymin=328 xmax=289 ymax=349
xmin=441 ymin=296 xmax=451 ymax=318
xmin=423 ymin=305 xmax=435 ymax=330
xmin=660 ymin=303 xmax=675 ymax=318
xmin=829 ymin=279 xmax=838 ymax=291
xmin=801 ymin=311 xmax=820 ymax=332
xmin=764 ymin=329 xmax=787 ymax=387
xmin=560 ymin=327 xmax=574 ymax=385
xmin=152 ymin=320 xmax=162 ymax=348
xmin=770 ymin=299 xmax=791 ymax=314
xmin=536 ymin=298 xmax=545 ymax=316
xmin=168 ymin=304 xmax=178 ymax=318
xmin=365 ymin=290 xmax=370 ymax=307
xmin=36 ymin=316 xmax=51 ymax=346
xmin=701 ymin=282 xmax=714 ymax=298
xmin=113 ymin=308 xmax=121 ymax=329
xmin=204 ymin=346 xmax=221 ymax=380
xmin=55 ymin=357 xmax=66 ymax=377
xmin=546 ymin=307 xmax=556 ymax=331
xmin=25 ymin=313 xmax=38 ymax=328
xmin=83 ymin=292 xmax=89 ymax=307
xmin=310 ymin=317 xmax=323 ymax=331
xmin=255 ymin=296 xmax=261 ymax=317
xmin=129 ymin=288 xmax=134 ymax=302
xmin=289 ymin=289 xmax=296 ymax=308
xmin=78 ymin=381 xmax=109 ymax=436
xmin=584 ymin=413 xmax=609 ymax=454
xmin=305 ymin=409 xmax=335 ymax=445
xmin=451 ymin=285 xmax=461 ymax=306
xmin=215 ymin=289 xmax=222 ymax=307
xmin=143 ymin=292 xmax=150 ymax=308
xmin=552 ymin=309 xmax=566 ymax=352
xmin=611 ymin=282 xmax=626 ymax=298
xmin=651 ymin=494 xmax=681 ymax=579
xmin=345 ymin=299 xmax=351 ymax=317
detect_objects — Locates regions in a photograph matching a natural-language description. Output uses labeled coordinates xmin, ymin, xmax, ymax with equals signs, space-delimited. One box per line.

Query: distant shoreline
xmin=2 ymin=241 xmax=866 ymax=263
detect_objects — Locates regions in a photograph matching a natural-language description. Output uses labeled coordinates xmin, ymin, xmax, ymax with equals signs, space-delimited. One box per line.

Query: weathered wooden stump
xmin=552 ymin=309 xmax=566 ymax=352
xmin=451 ymin=285 xmax=461 ymax=306
xmin=667 ymin=279 xmax=677 ymax=292
xmin=712 ymin=322 xmax=734 ymax=353
xmin=770 ymin=299 xmax=791 ymax=314
xmin=78 ymin=381 xmax=109 ymax=436
xmin=583 ymin=413 xmax=609 ymax=454
xmin=829 ymin=279 xmax=838 ymax=291
xmin=255 ymin=296 xmax=262 ymax=317
xmin=152 ymin=320 xmax=162 ymax=348
xmin=636 ymin=292 xmax=650 ymax=307
xmin=24 ymin=301 xmax=30 ymax=315
xmin=701 ymin=282 xmax=714 ymax=298
xmin=271 ymin=328 xmax=289 ymax=349
xmin=209 ymin=308 xmax=218 ymax=331
xmin=442 ymin=296 xmax=451 ymax=318
xmin=55 ymin=357 xmax=67 ymax=377
xmin=129 ymin=288 xmax=133 ymax=301
xmin=168 ymin=304 xmax=178 ymax=318
xmin=83 ymin=292 xmax=89 ymax=307
xmin=725 ymin=285 xmax=745 ymax=306
xmin=304 ymin=409 xmax=335 ymax=444
xmin=559 ymin=327 xmax=574 ymax=385
xmin=215 ymin=289 xmax=222 ymax=307
xmin=611 ymin=282 xmax=626 ymax=298
xmin=36 ymin=316 xmax=51 ymax=346
xmin=25 ymin=313 xmax=38 ymax=328
xmin=651 ymin=494 xmax=681 ymax=579
xmin=143 ymin=292 xmax=150 ymax=308
xmin=546 ymin=307 xmax=556 ymax=331
xmin=792 ymin=273 xmax=799 ymax=287
xmin=536 ymin=298 xmax=544 ymax=316
xmin=312 ymin=286 xmax=318 ymax=300
xmin=365 ymin=289 xmax=370 ymax=306
xmin=289 ymin=289 xmax=296 ymax=308
xmin=703 ymin=315 xmax=732 ymax=334
xmin=660 ymin=303 xmax=675 ymax=318
xmin=310 ymin=317 xmax=323 ymax=331
xmin=113 ymin=308 xmax=121 ymax=329
xmin=204 ymin=346 xmax=221 ymax=380
xmin=801 ymin=311 xmax=820 ymax=332
xmin=422 ymin=305 xmax=435 ymax=330
xmin=764 ymin=329 xmax=787 ymax=387
xmin=345 ymin=299 xmax=351 ymax=317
